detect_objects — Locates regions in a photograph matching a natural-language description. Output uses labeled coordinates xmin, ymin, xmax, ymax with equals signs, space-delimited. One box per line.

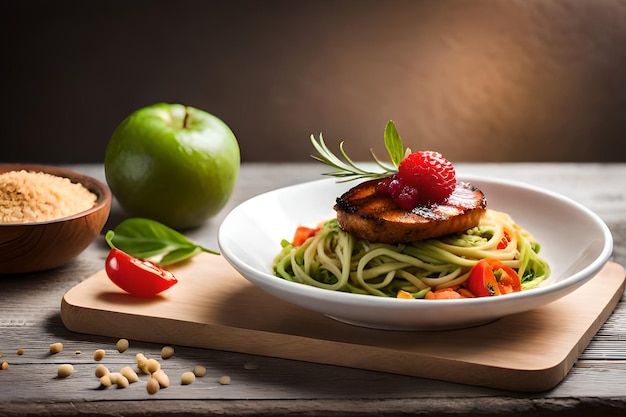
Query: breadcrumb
xmin=0 ymin=170 xmax=96 ymax=223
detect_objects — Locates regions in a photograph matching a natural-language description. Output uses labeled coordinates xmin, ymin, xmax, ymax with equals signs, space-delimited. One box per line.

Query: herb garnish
xmin=105 ymin=218 xmax=218 ymax=266
xmin=310 ymin=120 xmax=411 ymax=182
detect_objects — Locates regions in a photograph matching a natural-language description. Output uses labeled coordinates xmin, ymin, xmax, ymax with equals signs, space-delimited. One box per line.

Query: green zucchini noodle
xmin=272 ymin=209 xmax=551 ymax=298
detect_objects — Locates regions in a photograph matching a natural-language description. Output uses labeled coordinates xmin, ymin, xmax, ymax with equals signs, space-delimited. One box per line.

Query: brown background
xmin=2 ymin=0 xmax=625 ymax=164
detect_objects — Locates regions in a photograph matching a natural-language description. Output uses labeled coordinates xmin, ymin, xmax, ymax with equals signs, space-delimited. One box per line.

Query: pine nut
xmin=120 ymin=366 xmax=139 ymax=383
xmin=93 ymin=349 xmax=106 ymax=361
xmin=146 ymin=377 xmax=160 ymax=394
xmin=111 ymin=372 xmax=129 ymax=388
xmin=49 ymin=343 xmax=63 ymax=354
xmin=108 ymin=372 xmax=119 ymax=385
xmin=218 ymin=375 xmax=231 ymax=385
xmin=146 ymin=358 xmax=160 ymax=373
xmin=95 ymin=364 xmax=110 ymax=378
xmin=136 ymin=353 xmax=149 ymax=374
xmin=57 ymin=364 xmax=74 ymax=378
xmin=116 ymin=338 xmax=129 ymax=353
xmin=1 ymin=362 xmax=8 ymax=370
xmin=100 ymin=374 xmax=113 ymax=387
xmin=160 ymin=345 xmax=174 ymax=359
xmin=193 ymin=365 xmax=207 ymax=377
xmin=152 ymin=369 xmax=170 ymax=388
xmin=181 ymin=371 xmax=195 ymax=385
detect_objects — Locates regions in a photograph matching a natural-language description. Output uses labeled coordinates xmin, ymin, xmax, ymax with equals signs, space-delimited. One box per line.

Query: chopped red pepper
xmin=292 ymin=225 xmax=321 ymax=246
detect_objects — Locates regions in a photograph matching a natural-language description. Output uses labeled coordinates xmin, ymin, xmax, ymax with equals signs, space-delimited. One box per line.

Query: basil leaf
xmin=105 ymin=218 xmax=219 ymax=265
xmin=384 ymin=120 xmax=406 ymax=168
xmin=105 ymin=230 xmax=189 ymax=259
xmin=160 ymin=246 xmax=204 ymax=266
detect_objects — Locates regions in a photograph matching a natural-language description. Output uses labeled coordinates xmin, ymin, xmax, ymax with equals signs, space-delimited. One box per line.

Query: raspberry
xmin=375 ymin=177 xmax=392 ymax=195
xmin=381 ymin=151 xmax=456 ymax=210
xmin=388 ymin=179 xmax=420 ymax=211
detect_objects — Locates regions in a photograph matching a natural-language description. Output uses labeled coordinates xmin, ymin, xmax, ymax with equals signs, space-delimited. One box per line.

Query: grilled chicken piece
xmin=334 ymin=179 xmax=487 ymax=243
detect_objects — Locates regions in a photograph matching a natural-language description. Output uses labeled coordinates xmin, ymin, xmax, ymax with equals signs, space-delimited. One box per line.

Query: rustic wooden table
xmin=1 ymin=163 xmax=625 ymax=417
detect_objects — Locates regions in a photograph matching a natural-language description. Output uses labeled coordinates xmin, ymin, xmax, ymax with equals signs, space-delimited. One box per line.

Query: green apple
xmin=104 ymin=103 xmax=240 ymax=230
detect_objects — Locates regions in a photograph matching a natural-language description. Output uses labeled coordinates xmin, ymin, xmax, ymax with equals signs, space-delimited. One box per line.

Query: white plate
xmin=218 ymin=176 xmax=613 ymax=331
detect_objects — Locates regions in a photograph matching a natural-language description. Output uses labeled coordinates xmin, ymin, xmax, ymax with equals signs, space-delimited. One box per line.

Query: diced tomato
xmin=497 ymin=231 xmax=511 ymax=250
xmin=425 ymin=287 xmax=465 ymax=300
xmin=457 ymin=288 xmax=476 ymax=298
xmin=292 ymin=225 xmax=321 ymax=246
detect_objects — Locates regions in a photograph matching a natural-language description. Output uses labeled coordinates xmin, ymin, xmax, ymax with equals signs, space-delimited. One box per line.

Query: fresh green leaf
xmin=383 ymin=120 xmax=406 ymax=168
xmin=160 ymin=246 xmax=204 ymax=266
xmin=105 ymin=218 xmax=219 ymax=266
xmin=310 ymin=134 xmax=374 ymax=181
xmin=310 ymin=120 xmax=411 ymax=182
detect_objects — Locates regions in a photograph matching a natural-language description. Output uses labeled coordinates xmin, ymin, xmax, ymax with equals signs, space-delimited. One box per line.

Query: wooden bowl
xmin=0 ymin=164 xmax=112 ymax=274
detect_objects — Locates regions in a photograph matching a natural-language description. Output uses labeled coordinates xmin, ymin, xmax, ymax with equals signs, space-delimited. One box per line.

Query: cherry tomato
xmin=466 ymin=260 xmax=500 ymax=297
xmin=105 ymin=248 xmax=178 ymax=298
xmin=486 ymin=259 xmax=522 ymax=294
xmin=466 ymin=259 xmax=521 ymax=297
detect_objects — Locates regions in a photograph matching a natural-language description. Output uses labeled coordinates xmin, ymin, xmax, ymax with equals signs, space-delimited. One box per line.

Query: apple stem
xmin=183 ymin=109 xmax=190 ymax=129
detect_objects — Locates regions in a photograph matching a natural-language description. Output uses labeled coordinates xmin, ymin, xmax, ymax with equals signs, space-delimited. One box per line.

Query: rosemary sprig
xmin=310 ymin=120 xmax=411 ymax=182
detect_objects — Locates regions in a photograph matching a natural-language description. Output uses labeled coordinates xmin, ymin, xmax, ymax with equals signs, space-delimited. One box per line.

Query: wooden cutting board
xmin=61 ymin=254 xmax=625 ymax=392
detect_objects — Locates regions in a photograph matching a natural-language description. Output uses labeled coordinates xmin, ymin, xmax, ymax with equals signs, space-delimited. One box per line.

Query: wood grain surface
xmin=61 ymin=252 xmax=625 ymax=392
xmin=2 ymin=163 xmax=626 ymax=417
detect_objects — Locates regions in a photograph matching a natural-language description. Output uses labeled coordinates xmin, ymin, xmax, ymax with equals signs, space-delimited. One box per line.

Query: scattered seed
xmin=146 ymin=377 xmax=160 ymax=394
xmin=57 ymin=364 xmax=74 ymax=378
xmin=120 ymin=366 xmax=139 ymax=383
xmin=135 ymin=353 xmax=160 ymax=374
xmin=95 ymin=364 xmax=110 ymax=378
xmin=118 ymin=377 xmax=131 ymax=389
xmin=136 ymin=353 xmax=149 ymax=374
xmin=16 ymin=349 xmax=25 ymax=355
xmin=99 ymin=373 xmax=113 ymax=387
xmin=160 ymin=345 xmax=174 ymax=359
xmin=108 ymin=372 xmax=119 ymax=384
xmin=193 ymin=365 xmax=207 ymax=377
xmin=93 ymin=349 xmax=106 ymax=361
xmin=218 ymin=375 xmax=231 ymax=385
xmin=181 ymin=371 xmax=195 ymax=385
xmin=111 ymin=372 xmax=129 ymax=388
xmin=152 ymin=369 xmax=170 ymax=388
xmin=49 ymin=343 xmax=63 ymax=354
xmin=116 ymin=338 xmax=129 ymax=353
xmin=146 ymin=358 xmax=160 ymax=374
xmin=1 ymin=362 xmax=8 ymax=370
xmin=74 ymin=350 xmax=82 ymax=355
